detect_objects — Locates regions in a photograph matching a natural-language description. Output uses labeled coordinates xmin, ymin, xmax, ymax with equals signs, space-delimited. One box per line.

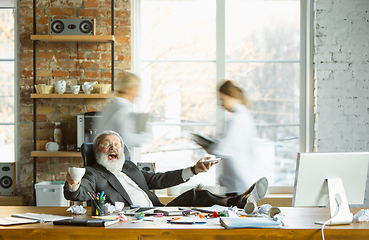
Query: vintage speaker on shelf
xmin=49 ymin=19 xmax=96 ymax=35
xmin=0 ymin=163 xmax=15 ymax=196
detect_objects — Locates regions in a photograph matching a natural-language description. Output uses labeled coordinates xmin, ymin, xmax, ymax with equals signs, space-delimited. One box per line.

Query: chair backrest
xmin=81 ymin=142 xmax=131 ymax=167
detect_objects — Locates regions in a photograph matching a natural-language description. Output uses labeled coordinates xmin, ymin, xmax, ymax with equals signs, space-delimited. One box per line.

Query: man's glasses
xmin=99 ymin=141 xmax=122 ymax=149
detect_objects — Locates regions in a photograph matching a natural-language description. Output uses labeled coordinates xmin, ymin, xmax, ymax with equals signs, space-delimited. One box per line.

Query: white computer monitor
xmin=292 ymin=152 xmax=369 ymax=225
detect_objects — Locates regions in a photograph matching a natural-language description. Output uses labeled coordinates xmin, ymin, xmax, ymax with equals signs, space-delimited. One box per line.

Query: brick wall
xmin=18 ymin=0 xmax=131 ymax=205
xmin=314 ymin=0 xmax=369 ymax=206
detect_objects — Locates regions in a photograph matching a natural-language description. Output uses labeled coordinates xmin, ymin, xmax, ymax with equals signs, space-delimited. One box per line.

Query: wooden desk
xmin=0 ymin=206 xmax=367 ymax=240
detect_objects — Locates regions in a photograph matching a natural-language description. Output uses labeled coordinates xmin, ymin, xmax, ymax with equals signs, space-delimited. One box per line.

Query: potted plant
xmin=195 ymin=183 xmax=204 ymax=190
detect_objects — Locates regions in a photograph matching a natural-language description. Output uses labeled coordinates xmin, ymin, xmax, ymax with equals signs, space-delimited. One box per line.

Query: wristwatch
xmin=190 ymin=166 xmax=198 ymax=175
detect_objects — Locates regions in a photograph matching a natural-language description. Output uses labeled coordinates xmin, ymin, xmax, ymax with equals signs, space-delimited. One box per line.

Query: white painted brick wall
xmin=314 ymin=0 xmax=369 ymax=207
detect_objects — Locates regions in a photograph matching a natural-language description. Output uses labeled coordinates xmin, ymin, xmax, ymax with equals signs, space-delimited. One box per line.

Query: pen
xmin=87 ymin=192 xmax=103 ymax=214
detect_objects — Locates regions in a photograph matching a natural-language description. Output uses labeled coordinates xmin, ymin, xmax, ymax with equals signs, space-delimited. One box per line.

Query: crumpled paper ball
xmin=258 ymin=204 xmax=273 ymax=215
xmin=103 ymin=201 xmax=125 ymax=214
xmin=67 ymin=205 xmax=87 ymax=214
xmin=353 ymin=209 xmax=369 ymax=222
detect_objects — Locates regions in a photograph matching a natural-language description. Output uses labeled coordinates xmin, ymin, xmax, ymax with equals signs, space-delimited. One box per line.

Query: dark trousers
xmin=165 ymin=188 xmax=227 ymax=207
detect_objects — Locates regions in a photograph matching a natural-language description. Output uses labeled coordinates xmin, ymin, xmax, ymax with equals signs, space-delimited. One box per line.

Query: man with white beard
xmin=64 ymin=131 xmax=268 ymax=208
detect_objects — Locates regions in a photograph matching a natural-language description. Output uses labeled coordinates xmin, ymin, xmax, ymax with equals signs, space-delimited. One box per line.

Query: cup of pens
xmin=89 ymin=191 xmax=106 ymax=216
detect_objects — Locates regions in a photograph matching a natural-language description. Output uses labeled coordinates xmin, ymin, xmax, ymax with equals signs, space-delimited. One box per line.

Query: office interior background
xmin=0 ymin=0 xmax=367 ymax=206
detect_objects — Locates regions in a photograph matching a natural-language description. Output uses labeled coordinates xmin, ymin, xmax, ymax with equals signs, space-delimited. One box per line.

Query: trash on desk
xmin=117 ymin=214 xmax=128 ymax=222
xmin=67 ymin=205 xmax=87 ymax=214
xmin=242 ymin=204 xmax=282 ymax=219
xmin=258 ymin=204 xmax=273 ymax=215
xmin=219 ymin=206 xmax=238 ymax=218
xmin=353 ymin=209 xmax=369 ymax=222
xmin=114 ymin=202 xmax=125 ymax=212
xmin=272 ymin=213 xmax=286 ymax=226
xmin=104 ymin=201 xmax=125 ymax=214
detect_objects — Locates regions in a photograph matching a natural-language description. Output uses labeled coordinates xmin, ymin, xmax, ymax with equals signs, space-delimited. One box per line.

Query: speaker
xmin=0 ymin=163 xmax=15 ymax=196
xmin=137 ymin=162 xmax=156 ymax=173
xmin=50 ymin=19 xmax=96 ymax=35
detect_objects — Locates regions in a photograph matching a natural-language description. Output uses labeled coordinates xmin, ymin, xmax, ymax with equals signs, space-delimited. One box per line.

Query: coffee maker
xmin=77 ymin=111 xmax=101 ymax=151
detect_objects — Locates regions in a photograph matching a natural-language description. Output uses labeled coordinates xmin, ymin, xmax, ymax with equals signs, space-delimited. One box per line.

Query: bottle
xmin=54 ymin=122 xmax=63 ymax=150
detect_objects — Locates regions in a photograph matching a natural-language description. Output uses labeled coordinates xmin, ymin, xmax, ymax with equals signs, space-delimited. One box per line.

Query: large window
xmin=0 ymin=1 xmax=17 ymax=163
xmin=133 ymin=0 xmax=304 ymax=192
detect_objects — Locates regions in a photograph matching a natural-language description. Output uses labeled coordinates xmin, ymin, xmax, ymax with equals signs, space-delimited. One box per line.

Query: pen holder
xmin=91 ymin=199 xmax=105 ymax=216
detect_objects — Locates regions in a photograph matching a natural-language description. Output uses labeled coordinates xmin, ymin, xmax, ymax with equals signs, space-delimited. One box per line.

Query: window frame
xmin=0 ymin=0 xmax=18 ymax=165
xmin=132 ymin=0 xmax=314 ymax=194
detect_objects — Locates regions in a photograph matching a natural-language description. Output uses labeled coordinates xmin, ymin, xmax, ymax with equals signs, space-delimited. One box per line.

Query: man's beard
xmin=96 ymin=150 xmax=125 ymax=172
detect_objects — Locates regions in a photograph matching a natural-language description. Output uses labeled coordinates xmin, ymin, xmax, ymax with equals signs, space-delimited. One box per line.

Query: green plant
xmin=195 ymin=183 xmax=204 ymax=189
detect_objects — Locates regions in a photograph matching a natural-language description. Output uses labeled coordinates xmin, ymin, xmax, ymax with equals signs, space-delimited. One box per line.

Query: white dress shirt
xmin=68 ymin=166 xmax=194 ymax=205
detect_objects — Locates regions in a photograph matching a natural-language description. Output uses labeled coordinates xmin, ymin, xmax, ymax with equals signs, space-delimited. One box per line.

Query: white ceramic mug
xmin=167 ymin=186 xmax=181 ymax=196
xmin=82 ymin=84 xmax=93 ymax=94
xmin=68 ymin=167 xmax=86 ymax=181
xmin=53 ymin=80 xmax=66 ymax=94
xmin=71 ymin=85 xmax=80 ymax=94
xmin=45 ymin=142 xmax=59 ymax=151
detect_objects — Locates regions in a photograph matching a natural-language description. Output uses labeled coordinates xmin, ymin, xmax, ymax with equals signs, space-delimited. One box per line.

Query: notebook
xmin=219 ymin=217 xmax=282 ymax=229
xmin=0 ymin=217 xmax=39 ymax=226
xmin=11 ymin=213 xmax=73 ymax=223
xmin=53 ymin=218 xmax=119 ymax=227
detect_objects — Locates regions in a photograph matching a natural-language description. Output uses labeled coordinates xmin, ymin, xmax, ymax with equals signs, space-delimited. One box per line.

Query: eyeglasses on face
xmin=99 ymin=141 xmax=122 ymax=149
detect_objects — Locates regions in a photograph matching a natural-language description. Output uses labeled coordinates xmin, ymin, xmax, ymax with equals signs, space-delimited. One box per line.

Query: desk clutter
xmin=0 ymin=202 xmax=285 ymax=228
xmin=2 ymin=203 xmax=369 ymax=228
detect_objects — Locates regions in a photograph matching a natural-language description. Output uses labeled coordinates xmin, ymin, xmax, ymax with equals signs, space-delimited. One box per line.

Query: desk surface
xmin=0 ymin=206 xmax=367 ymax=240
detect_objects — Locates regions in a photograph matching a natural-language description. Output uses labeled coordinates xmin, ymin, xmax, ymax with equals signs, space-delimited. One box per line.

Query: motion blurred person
xmin=197 ymin=80 xmax=264 ymax=196
xmin=95 ymin=72 xmax=149 ymax=156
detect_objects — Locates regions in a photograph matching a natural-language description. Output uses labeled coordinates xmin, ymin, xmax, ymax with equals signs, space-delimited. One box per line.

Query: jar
xmin=54 ymin=122 xmax=63 ymax=150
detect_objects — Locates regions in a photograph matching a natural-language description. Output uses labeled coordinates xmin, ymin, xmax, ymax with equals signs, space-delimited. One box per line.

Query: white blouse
xmin=210 ymin=104 xmax=263 ymax=194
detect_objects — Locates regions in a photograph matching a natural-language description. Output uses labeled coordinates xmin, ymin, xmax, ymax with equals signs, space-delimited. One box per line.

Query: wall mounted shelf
xmin=31 ymin=151 xmax=82 ymax=157
xmin=31 ymin=93 xmax=112 ymax=99
xmin=30 ymin=35 xmax=114 ymax=42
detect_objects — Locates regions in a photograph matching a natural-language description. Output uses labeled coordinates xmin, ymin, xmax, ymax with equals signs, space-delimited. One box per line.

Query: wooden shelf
xmin=31 ymin=93 xmax=111 ymax=98
xmin=31 ymin=151 xmax=82 ymax=157
xmin=30 ymin=35 xmax=115 ymax=42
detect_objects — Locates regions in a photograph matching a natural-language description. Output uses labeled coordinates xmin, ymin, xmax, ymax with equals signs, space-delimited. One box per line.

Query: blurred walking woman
xmin=208 ymin=80 xmax=263 ymax=196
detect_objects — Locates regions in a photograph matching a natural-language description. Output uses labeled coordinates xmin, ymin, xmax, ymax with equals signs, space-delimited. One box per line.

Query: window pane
xmin=0 ymin=125 xmax=14 ymax=162
xmin=0 ymin=61 xmax=14 ymax=123
xmin=140 ymin=0 xmax=217 ymax=187
xmin=141 ymin=0 xmax=216 ymax=60
xmin=256 ymin=125 xmax=299 ymax=186
xmin=226 ymin=0 xmax=300 ymax=186
xmin=140 ymin=62 xmax=217 ymax=186
xmin=226 ymin=0 xmax=300 ymax=60
xmin=0 ymin=9 xmax=15 ymax=59
xmin=226 ymin=62 xmax=299 ymax=124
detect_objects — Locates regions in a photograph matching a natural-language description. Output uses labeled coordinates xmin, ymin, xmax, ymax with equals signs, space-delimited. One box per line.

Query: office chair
xmin=81 ymin=142 xmax=131 ymax=167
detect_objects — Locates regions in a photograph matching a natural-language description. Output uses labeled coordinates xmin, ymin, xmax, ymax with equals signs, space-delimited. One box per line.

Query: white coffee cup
xmin=82 ymin=84 xmax=93 ymax=94
xmin=71 ymin=85 xmax=80 ymax=94
xmin=45 ymin=142 xmax=59 ymax=151
xmin=53 ymin=80 xmax=66 ymax=94
xmin=68 ymin=167 xmax=86 ymax=181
